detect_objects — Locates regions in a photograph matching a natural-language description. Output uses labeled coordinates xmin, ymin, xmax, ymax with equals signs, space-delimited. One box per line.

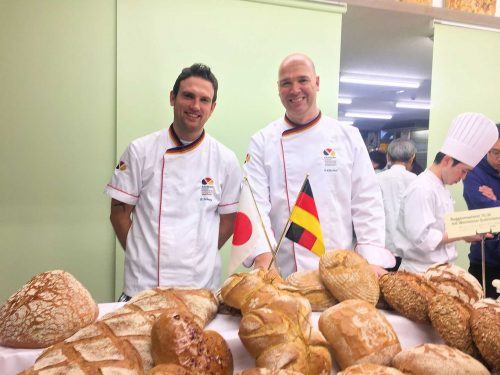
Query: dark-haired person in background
xmin=463 ymin=123 xmax=500 ymax=298
xmin=105 ymin=64 xmax=241 ymax=301
xmin=369 ymin=150 xmax=387 ymax=173
xmin=395 ymin=113 xmax=498 ymax=273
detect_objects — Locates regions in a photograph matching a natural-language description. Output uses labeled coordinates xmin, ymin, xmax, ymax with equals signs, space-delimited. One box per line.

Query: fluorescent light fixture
xmin=338 ymin=97 xmax=352 ymax=105
xmin=339 ymin=120 xmax=354 ymax=125
xmin=345 ymin=112 xmax=392 ymax=120
xmin=396 ymin=101 xmax=431 ymax=110
xmin=340 ymin=75 xmax=420 ymax=89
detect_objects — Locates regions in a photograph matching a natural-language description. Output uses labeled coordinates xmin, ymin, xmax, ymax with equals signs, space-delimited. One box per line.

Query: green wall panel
xmin=116 ymin=0 xmax=343 ymax=296
xmin=0 ymin=1 xmax=116 ymax=302
xmin=428 ymin=23 xmax=500 ymax=270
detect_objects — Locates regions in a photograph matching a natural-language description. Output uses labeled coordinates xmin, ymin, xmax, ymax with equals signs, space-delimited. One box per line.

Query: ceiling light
xmin=345 ymin=112 xmax=392 ymax=120
xmin=340 ymin=75 xmax=420 ymax=89
xmin=338 ymin=97 xmax=352 ymax=105
xmin=396 ymin=101 xmax=431 ymax=110
xmin=339 ymin=120 xmax=354 ymax=125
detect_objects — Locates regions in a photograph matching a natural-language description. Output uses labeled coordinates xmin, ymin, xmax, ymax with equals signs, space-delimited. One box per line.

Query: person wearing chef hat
xmin=105 ymin=63 xmax=242 ymax=301
xmin=395 ymin=112 xmax=498 ymax=273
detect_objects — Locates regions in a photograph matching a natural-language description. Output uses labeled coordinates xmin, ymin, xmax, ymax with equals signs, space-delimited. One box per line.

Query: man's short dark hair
xmin=369 ymin=150 xmax=387 ymax=169
xmin=172 ymin=63 xmax=218 ymax=102
xmin=434 ymin=151 xmax=460 ymax=166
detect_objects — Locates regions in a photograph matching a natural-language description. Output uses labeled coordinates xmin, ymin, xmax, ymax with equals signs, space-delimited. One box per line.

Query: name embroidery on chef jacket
xmin=200 ymin=177 xmax=215 ymax=201
xmin=323 ymin=147 xmax=338 ymax=172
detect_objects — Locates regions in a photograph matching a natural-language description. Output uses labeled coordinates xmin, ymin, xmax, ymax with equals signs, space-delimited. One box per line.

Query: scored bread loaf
xmin=151 ymin=310 xmax=233 ymax=375
xmin=21 ymin=287 xmax=218 ymax=374
xmin=286 ymin=269 xmax=337 ymax=311
xmin=337 ymin=363 xmax=405 ymax=374
xmin=470 ymin=298 xmax=500 ymax=372
xmin=424 ymin=263 xmax=483 ymax=305
xmin=319 ymin=250 xmax=379 ymax=305
xmin=0 ymin=270 xmax=98 ymax=349
xmin=428 ymin=293 xmax=479 ymax=357
xmin=391 ymin=343 xmax=489 ymax=375
xmin=148 ymin=363 xmax=191 ymax=374
xmin=237 ymin=368 xmax=304 ymax=375
xmin=319 ymin=299 xmax=401 ymax=370
xmin=379 ymin=271 xmax=436 ymax=322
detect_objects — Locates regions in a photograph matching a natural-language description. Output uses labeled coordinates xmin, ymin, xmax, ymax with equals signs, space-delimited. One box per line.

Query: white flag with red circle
xmin=229 ymin=179 xmax=269 ymax=274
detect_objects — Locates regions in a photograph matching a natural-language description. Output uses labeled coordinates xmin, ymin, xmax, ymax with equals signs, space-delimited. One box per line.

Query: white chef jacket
xmin=105 ymin=126 xmax=241 ymax=296
xmin=376 ymin=165 xmax=417 ymax=257
xmin=243 ymin=113 xmax=394 ymax=277
xmin=395 ymin=169 xmax=456 ymax=273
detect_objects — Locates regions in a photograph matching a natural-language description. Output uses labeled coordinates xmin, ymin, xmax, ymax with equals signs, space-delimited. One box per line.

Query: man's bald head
xmin=279 ymin=53 xmax=316 ymax=76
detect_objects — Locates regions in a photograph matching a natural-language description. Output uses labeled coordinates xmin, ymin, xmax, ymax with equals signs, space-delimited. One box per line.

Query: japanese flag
xmin=229 ymin=179 xmax=269 ymax=274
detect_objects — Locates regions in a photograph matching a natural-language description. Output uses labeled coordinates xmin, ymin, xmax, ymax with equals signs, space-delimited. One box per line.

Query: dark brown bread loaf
xmin=470 ymin=298 xmax=500 ymax=372
xmin=148 ymin=363 xmax=191 ymax=374
xmin=21 ymin=287 xmax=218 ymax=374
xmin=0 ymin=270 xmax=98 ymax=349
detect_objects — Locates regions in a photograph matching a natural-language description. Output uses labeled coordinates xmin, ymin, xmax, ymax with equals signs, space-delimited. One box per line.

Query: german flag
xmin=285 ymin=178 xmax=325 ymax=256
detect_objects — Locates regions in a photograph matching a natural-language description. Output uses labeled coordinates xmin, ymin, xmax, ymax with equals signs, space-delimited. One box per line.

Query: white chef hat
xmin=440 ymin=112 xmax=498 ymax=168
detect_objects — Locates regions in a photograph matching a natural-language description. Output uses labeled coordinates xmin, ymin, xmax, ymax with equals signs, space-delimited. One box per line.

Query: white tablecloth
xmin=0 ymin=303 xmax=442 ymax=375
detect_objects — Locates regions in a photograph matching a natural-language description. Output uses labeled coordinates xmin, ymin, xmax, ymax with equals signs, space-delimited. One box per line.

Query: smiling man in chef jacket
xmin=396 ymin=113 xmax=498 ymax=273
xmin=105 ymin=63 xmax=242 ymax=301
xmin=243 ymin=53 xmax=395 ymax=277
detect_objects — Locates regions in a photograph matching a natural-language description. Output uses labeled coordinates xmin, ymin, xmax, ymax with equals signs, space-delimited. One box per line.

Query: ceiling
xmin=338 ymin=5 xmax=435 ymax=131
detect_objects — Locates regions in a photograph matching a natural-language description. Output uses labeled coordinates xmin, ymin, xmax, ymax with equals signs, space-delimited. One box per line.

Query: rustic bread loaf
xmin=379 ymin=271 xmax=436 ymax=322
xmin=237 ymin=368 xmax=304 ymax=375
xmin=319 ymin=250 xmax=379 ymax=305
xmin=428 ymin=293 xmax=479 ymax=357
xmin=424 ymin=263 xmax=483 ymax=305
xmin=21 ymin=287 xmax=218 ymax=374
xmin=286 ymin=269 xmax=337 ymax=311
xmin=151 ymin=310 xmax=233 ymax=375
xmin=470 ymin=298 xmax=500 ymax=372
xmin=319 ymin=299 xmax=401 ymax=370
xmin=148 ymin=363 xmax=191 ymax=374
xmin=0 ymin=270 xmax=98 ymax=349
xmin=391 ymin=343 xmax=489 ymax=374
xmin=338 ymin=363 xmax=405 ymax=374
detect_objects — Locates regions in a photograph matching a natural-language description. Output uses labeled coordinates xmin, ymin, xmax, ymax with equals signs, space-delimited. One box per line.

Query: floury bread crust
xmin=21 ymin=288 xmax=218 ymax=374
xmin=319 ymin=299 xmax=401 ymax=370
xmin=0 ymin=270 xmax=98 ymax=348
xmin=337 ymin=363 xmax=404 ymax=375
xmin=286 ymin=269 xmax=337 ymax=311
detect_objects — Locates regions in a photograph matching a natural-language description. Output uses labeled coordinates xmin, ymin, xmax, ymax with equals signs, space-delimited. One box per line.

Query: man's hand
xmin=254 ymin=252 xmax=274 ymax=269
xmin=462 ymin=233 xmax=494 ymax=243
xmin=479 ymin=185 xmax=497 ymax=201
xmin=370 ymin=264 xmax=388 ymax=277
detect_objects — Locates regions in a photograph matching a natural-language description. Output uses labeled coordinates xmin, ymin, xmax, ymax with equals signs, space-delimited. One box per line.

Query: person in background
xmin=410 ymin=158 xmax=424 ymax=175
xmin=376 ymin=139 xmax=417 ymax=271
xmin=105 ymin=64 xmax=242 ymax=301
xmin=463 ymin=123 xmax=500 ymax=298
xmin=369 ymin=150 xmax=387 ymax=173
xmin=395 ymin=113 xmax=498 ymax=273
xmin=243 ymin=53 xmax=394 ymax=277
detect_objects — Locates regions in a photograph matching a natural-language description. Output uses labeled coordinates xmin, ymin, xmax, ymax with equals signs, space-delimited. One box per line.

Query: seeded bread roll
xmin=0 ymin=270 xmax=98 ymax=349
xmin=425 ymin=263 xmax=483 ymax=305
xmin=319 ymin=250 xmax=380 ymax=306
xmin=319 ymin=299 xmax=401 ymax=370
xmin=338 ymin=363 xmax=405 ymax=375
xmin=286 ymin=269 xmax=337 ymax=311
xmin=21 ymin=288 xmax=218 ymax=374
xmin=428 ymin=293 xmax=479 ymax=357
xmin=391 ymin=343 xmax=489 ymax=375
xmin=379 ymin=271 xmax=436 ymax=322
xmin=470 ymin=298 xmax=500 ymax=372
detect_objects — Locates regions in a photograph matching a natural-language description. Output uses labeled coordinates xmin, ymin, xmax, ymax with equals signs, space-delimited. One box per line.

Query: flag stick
xmin=268 ymin=173 xmax=309 ymax=270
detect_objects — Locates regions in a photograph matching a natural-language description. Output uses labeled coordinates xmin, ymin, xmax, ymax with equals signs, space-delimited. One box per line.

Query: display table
xmin=0 ymin=303 xmax=442 ymax=374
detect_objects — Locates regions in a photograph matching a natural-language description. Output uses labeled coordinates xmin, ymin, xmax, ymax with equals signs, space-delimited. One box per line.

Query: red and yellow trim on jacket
xmin=282 ymin=111 xmax=322 ymax=137
xmin=166 ymin=124 xmax=205 ymax=154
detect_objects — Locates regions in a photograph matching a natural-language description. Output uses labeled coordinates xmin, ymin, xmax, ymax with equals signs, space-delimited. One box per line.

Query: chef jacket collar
xmin=166 ymin=124 xmax=205 ymax=154
xmin=282 ymin=111 xmax=322 ymax=136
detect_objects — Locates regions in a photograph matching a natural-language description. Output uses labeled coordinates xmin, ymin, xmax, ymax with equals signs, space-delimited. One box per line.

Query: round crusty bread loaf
xmin=337 ymin=363 xmax=404 ymax=374
xmin=470 ymin=298 xmax=500 ymax=372
xmin=0 ymin=270 xmax=98 ymax=348
xmin=392 ymin=343 xmax=489 ymax=375
xmin=237 ymin=368 xmax=303 ymax=375
xmin=319 ymin=250 xmax=380 ymax=306
xmin=151 ymin=310 xmax=233 ymax=375
xmin=286 ymin=269 xmax=337 ymax=311
xmin=148 ymin=363 xmax=191 ymax=374
xmin=379 ymin=271 xmax=436 ymax=323
xmin=425 ymin=263 xmax=483 ymax=305
xmin=428 ymin=293 xmax=479 ymax=357
xmin=318 ymin=299 xmax=401 ymax=370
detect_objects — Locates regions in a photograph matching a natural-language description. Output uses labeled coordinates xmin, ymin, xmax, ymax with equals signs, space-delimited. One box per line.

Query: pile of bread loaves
xmin=0 ymin=249 xmax=498 ymax=374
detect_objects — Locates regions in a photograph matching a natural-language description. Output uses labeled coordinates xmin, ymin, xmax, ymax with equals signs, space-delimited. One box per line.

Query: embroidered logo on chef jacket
xmin=115 ymin=161 xmax=127 ymax=171
xmin=323 ymin=148 xmax=338 ymax=172
xmin=200 ymin=177 xmax=215 ymax=201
